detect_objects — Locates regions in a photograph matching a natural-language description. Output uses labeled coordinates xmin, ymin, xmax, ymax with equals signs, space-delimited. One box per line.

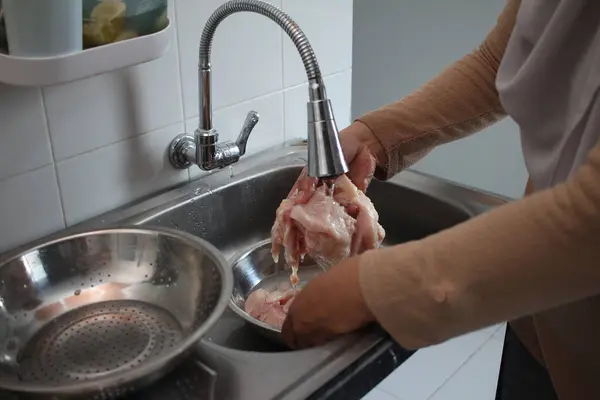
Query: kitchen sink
xmin=135 ymin=164 xmax=472 ymax=354
xmin=1 ymin=141 xmax=508 ymax=400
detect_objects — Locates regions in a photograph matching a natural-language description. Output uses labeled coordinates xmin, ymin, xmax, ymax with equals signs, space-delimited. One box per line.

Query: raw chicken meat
xmin=271 ymin=171 xmax=385 ymax=283
xmin=244 ymin=287 xmax=298 ymax=330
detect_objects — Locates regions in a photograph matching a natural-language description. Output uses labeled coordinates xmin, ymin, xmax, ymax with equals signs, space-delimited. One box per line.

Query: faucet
xmin=168 ymin=0 xmax=348 ymax=179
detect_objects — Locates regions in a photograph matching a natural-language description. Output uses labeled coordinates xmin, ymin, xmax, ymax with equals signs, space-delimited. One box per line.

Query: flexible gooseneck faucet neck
xmin=169 ymin=0 xmax=348 ymax=179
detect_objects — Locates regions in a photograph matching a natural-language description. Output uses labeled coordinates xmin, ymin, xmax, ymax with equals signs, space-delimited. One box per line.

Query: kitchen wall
xmin=0 ymin=0 xmax=354 ymax=253
xmin=352 ymin=0 xmax=528 ymax=198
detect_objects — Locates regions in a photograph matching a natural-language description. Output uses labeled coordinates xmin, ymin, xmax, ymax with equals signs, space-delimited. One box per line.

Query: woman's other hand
xmin=281 ymin=254 xmax=375 ymax=349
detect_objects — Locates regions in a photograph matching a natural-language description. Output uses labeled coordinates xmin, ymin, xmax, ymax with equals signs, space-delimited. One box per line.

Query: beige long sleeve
xmin=356 ymin=0 xmax=520 ymax=180
xmin=355 ymin=0 xmax=600 ymax=354
xmin=359 ymin=136 xmax=600 ymax=350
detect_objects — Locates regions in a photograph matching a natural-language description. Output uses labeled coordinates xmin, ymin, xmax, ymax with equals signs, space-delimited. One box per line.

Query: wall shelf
xmin=0 ymin=21 xmax=172 ymax=87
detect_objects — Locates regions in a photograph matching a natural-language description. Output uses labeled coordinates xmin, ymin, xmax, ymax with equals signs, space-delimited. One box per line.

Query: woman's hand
xmin=338 ymin=122 xmax=380 ymax=192
xmin=281 ymin=255 xmax=375 ymax=349
xmin=287 ymin=122 xmax=381 ymax=202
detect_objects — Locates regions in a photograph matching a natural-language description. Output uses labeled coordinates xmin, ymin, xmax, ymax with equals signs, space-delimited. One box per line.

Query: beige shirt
xmin=354 ymin=0 xmax=600 ymax=398
xmin=498 ymin=0 xmax=600 ymax=190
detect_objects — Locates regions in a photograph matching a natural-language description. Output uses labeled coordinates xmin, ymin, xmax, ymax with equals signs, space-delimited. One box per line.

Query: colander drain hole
xmin=17 ymin=300 xmax=184 ymax=385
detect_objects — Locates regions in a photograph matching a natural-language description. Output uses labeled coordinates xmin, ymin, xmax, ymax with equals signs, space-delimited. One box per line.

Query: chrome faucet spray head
xmin=307 ymin=79 xmax=348 ymax=179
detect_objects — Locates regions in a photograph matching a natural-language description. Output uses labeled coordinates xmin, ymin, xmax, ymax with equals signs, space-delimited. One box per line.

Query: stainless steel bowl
xmin=229 ymin=239 xmax=323 ymax=344
xmin=0 ymin=227 xmax=233 ymax=399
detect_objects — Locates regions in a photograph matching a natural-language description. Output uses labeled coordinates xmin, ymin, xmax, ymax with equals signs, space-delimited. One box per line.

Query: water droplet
xmin=74 ymin=289 xmax=81 ymax=296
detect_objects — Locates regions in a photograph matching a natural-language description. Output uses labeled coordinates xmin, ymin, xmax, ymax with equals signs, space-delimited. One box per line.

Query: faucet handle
xmin=236 ymin=110 xmax=260 ymax=156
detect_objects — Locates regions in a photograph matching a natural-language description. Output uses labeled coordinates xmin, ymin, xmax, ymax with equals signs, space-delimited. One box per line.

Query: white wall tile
xmin=376 ymin=326 xmax=499 ymax=400
xmin=186 ymin=91 xmax=284 ymax=179
xmin=0 ymin=166 xmax=64 ymax=252
xmin=429 ymin=333 xmax=505 ymax=400
xmin=43 ymin=40 xmax=183 ymax=161
xmin=0 ymin=0 xmax=353 ymax=253
xmin=56 ymin=123 xmax=189 ymax=226
xmin=282 ymin=0 xmax=353 ymax=88
xmin=176 ymin=0 xmax=283 ymax=119
xmin=284 ymin=70 xmax=352 ymax=140
xmin=0 ymin=85 xmax=52 ymax=180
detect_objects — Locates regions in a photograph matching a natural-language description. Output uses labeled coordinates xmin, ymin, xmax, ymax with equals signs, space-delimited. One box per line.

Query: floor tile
xmin=376 ymin=325 xmax=499 ymax=400
xmin=362 ymin=388 xmax=402 ymax=400
xmin=492 ymin=324 xmax=507 ymax=342
xmin=429 ymin=332 xmax=505 ymax=400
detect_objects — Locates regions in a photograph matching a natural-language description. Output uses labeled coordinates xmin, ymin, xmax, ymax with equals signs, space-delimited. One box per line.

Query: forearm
xmin=356 ymin=0 xmax=520 ymax=180
xmin=359 ymin=141 xmax=600 ymax=349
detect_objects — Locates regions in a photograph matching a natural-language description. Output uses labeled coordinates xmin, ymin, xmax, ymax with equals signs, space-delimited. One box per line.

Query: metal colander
xmin=0 ymin=227 xmax=232 ymax=399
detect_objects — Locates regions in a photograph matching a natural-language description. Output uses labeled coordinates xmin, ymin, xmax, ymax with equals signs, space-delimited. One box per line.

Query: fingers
xmin=282 ymin=314 xmax=336 ymax=349
xmin=346 ymin=146 xmax=376 ymax=192
xmin=352 ymin=210 xmax=379 ymax=255
xmin=296 ymin=332 xmax=333 ymax=349
xmin=281 ymin=278 xmax=330 ymax=349
xmin=285 ymin=168 xmax=306 ymax=200
xmin=287 ymin=167 xmax=318 ymax=204
xmin=281 ymin=315 xmax=298 ymax=349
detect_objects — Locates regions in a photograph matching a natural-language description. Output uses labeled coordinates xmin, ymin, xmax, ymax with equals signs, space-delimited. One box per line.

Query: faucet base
xmin=169 ymin=134 xmax=196 ymax=170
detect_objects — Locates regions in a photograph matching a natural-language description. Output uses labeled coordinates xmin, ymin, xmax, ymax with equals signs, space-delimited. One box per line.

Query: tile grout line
xmin=23 ymin=72 xmax=351 ymax=182
xmin=41 ymin=69 xmax=354 ymax=179
xmin=282 ymin=67 xmax=354 ymax=92
xmin=385 ymin=388 xmax=407 ymax=400
xmin=0 ymin=161 xmax=54 ymax=184
xmin=424 ymin=329 xmax=502 ymax=400
xmin=169 ymin=0 xmax=191 ymax=182
xmin=55 ymin=120 xmax=184 ymax=164
xmin=368 ymin=388 xmax=406 ymax=400
xmin=171 ymin=0 xmax=185 ymax=124
xmin=40 ymin=89 xmax=68 ymax=228
xmin=205 ymin=69 xmax=353 ymax=115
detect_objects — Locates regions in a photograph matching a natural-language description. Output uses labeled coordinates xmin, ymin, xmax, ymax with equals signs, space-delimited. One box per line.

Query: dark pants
xmin=495 ymin=326 xmax=559 ymax=400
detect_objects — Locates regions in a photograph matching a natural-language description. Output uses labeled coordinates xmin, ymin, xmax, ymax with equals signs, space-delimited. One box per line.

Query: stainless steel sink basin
xmin=1 ymin=140 xmax=508 ymax=400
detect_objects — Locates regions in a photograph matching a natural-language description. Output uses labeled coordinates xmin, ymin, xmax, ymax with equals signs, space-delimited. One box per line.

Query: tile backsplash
xmin=0 ymin=0 xmax=353 ymax=253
